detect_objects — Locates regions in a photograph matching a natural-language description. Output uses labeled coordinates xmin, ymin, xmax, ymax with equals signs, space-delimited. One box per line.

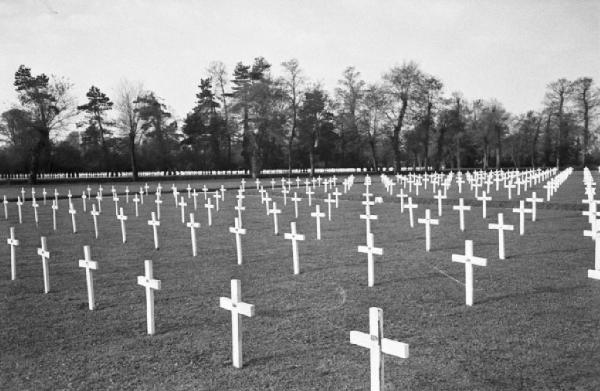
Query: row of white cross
xmin=2 ymin=167 xmax=574 ymax=391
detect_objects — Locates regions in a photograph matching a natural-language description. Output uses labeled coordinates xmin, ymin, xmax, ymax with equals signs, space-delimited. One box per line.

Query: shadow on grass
xmin=478 ymin=284 xmax=588 ymax=304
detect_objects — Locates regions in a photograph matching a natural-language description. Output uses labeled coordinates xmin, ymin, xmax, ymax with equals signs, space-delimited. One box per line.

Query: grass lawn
xmin=1 ymin=171 xmax=599 ymax=390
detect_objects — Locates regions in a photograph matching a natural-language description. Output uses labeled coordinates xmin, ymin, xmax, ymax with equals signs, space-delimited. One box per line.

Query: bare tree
xmin=572 ymin=77 xmax=599 ymax=165
xmin=207 ymin=61 xmax=233 ymax=167
xmin=281 ymin=58 xmax=304 ymax=176
xmin=545 ymin=78 xmax=573 ymax=168
xmin=383 ymin=61 xmax=423 ymax=172
xmin=114 ymin=79 xmax=144 ymax=180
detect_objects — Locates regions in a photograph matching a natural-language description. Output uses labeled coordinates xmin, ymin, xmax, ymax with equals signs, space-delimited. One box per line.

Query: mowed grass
xmin=1 ymin=172 xmax=599 ymax=390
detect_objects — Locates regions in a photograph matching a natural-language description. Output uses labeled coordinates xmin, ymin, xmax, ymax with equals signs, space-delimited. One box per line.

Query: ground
xmin=0 ymin=171 xmax=599 ymax=390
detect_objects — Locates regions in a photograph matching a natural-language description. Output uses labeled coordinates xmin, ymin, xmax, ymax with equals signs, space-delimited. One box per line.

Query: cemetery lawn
xmin=1 ymin=172 xmax=599 ymax=390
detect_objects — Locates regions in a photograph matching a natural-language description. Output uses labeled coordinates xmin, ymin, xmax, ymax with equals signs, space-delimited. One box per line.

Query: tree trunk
xmin=129 ymin=133 xmax=138 ymax=181
xmin=531 ymin=116 xmax=542 ymax=168
xmin=455 ymin=136 xmax=461 ymax=170
xmin=582 ymin=92 xmax=589 ymax=166
xmin=423 ymin=102 xmax=431 ymax=169
xmin=393 ymin=98 xmax=408 ymax=173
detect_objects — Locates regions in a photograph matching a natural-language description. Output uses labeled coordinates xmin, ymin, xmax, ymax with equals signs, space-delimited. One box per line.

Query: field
xmin=1 ymin=171 xmax=599 ymax=390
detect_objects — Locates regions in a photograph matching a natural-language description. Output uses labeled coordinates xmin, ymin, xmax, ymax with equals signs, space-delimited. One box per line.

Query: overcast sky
xmin=1 ymin=0 xmax=598 ymax=119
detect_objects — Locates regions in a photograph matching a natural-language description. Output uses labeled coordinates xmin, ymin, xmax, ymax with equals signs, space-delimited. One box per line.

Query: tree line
xmin=0 ymin=59 xmax=598 ymax=182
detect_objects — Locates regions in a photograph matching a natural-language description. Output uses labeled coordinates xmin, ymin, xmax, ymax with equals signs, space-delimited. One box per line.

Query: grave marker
xmin=452 ymin=240 xmax=487 ymax=306
xmin=137 ymin=260 xmax=161 ymax=335
xmin=349 ymin=307 xmax=409 ymax=391
xmin=7 ymin=227 xmax=19 ymax=280
xmin=452 ymin=198 xmax=471 ymax=232
xmin=284 ymin=221 xmax=305 ymax=275
xmin=91 ymin=204 xmax=100 ymax=238
xmin=187 ymin=213 xmax=201 ymax=257
xmin=219 ymin=279 xmax=255 ymax=369
xmin=148 ymin=212 xmax=160 ymax=250
xmin=488 ymin=213 xmax=514 ymax=259
xmin=311 ymin=204 xmax=325 ymax=240
xmin=417 ymin=209 xmax=439 ymax=252
xmin=117 ymin=207 xmax=128 ymax=243
xmin=37 ymin=236 xmax=50 ymax=293
xmin=358 ymin=233 xmax=383 ymax=287
xmin=78 ymin=245 xmax=98 ymax=310
xmin=229 ymin=217 xmax=246 ymax=265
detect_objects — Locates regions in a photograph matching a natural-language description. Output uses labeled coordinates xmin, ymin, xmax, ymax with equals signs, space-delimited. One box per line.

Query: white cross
xmin=433 ymin=190 xmax=446 ymax=217
xmin=113 ymin=193 xmax=120 ymax=216
xmin=332 ymin=188 xmax=342 ymax=208
xmin=186 ymin=184 xmax=192 ymax=198
xmin=324 ymin=193 xmax=335 ymax=221
xmin=584 ymin=221 xmax=600 ymax=280
xmin=16 ymin=196 xmax=23 ymax=224
xmin=505 ymin=182 xmax=515 ymax=199
xmin=360 ymin=206 xmax=378 ymax=240
xmin=452 ymin=198 xmax=471 ymax=232
xmin=512 ymin=200 xmax=531 ymax=235
xmin=234 ymin=199 xmax=245 ymax=226
xmin=281 ymin=187 xmax=289 ymax=205
xmin=417 ymin=209 xmax=439 ymax=252
xmin=268 ymin=201 xmax=282 ymax=235
xmin=148 ymin=212 xmax=160 ymax=250
xmin=349 ymin=307 xmax=409 ymax=391
xmin=205 ymin=198 xmax=214 ymax=226
xmin=404 ymin=197 xmax=418 ymax=228
xmin=526 ymin=192 xmax=543 ymax=222
xmin=42 ymin=188 xmax=47 ymax=204
xmin=219 ymin=279 xmax=255 ymax=368
xmin=37 ymin=236 xmax=51 ymax=294
xmin=284 ymin=221 xmax=305 ymax=275
xmin=452 ymin=240 xmax=487 ymax=306
xmin=306 ymin=188 xmax=314 ymax=206
xmin=396 ymin=189 xmax=407 ymax=212
xmin=311 ymin=204 xmax=325 ymax=240
xmin=358 ymin=233 xmax=383 ymax=287
xmin=125 ymin=186 xmax=130 ymax=203
xmin=137 ymin=259 xmax=161 ymax=335
xmin=192 ymin=189 xmax=198 ymax=210
xmin=291 ymin=193 xmax=301 ymax=218
xmin=179 ymin=196 xmax=188 ymax=224
xmin=7 ymin=227 xmax=19 ymax=280
xmin=488 ymin=213 xmax=514 ymax=259
xmin=96 ymin=191 xmax=103 ymax=213
xmin=81 ymin=191 xmax=87 ymax=212
xmin=2 ymin=195 xmax=7 ymax=220
xmin=220 ymin=185 xmax=227 ymax=202
xmin=31 ymin=198 xmax=39 ymax=226
xmin=187 ymin=213 xmax=201 ymax=257
xmin=201 ymin=185 xmax=209 ymax=200
xmin=155 ymin=196 xmax=163 ymax=220
xmin=172 ymin=186 xmax=179 ymax=207
xmin=263 ymin=194 xmax=272 ymax=214
xmin=117 ymin=207 xmax=128 ymax=243
xmin=213 ymin=191 xmax=221 ymax=212
xmin=91 ymin=204 xmax=100 ymax=238
xmin=78 ymin=245 xmax=98 ymax=310
xmin=69 ymin=204 xmax=77 ymax=233
xmin=476 ymin=191 xmax=492 ymax=219
xmin=133 ymin=194 xmax=140 ymax=217
xmin=229 ymin=217 xmax=246 ymax=265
